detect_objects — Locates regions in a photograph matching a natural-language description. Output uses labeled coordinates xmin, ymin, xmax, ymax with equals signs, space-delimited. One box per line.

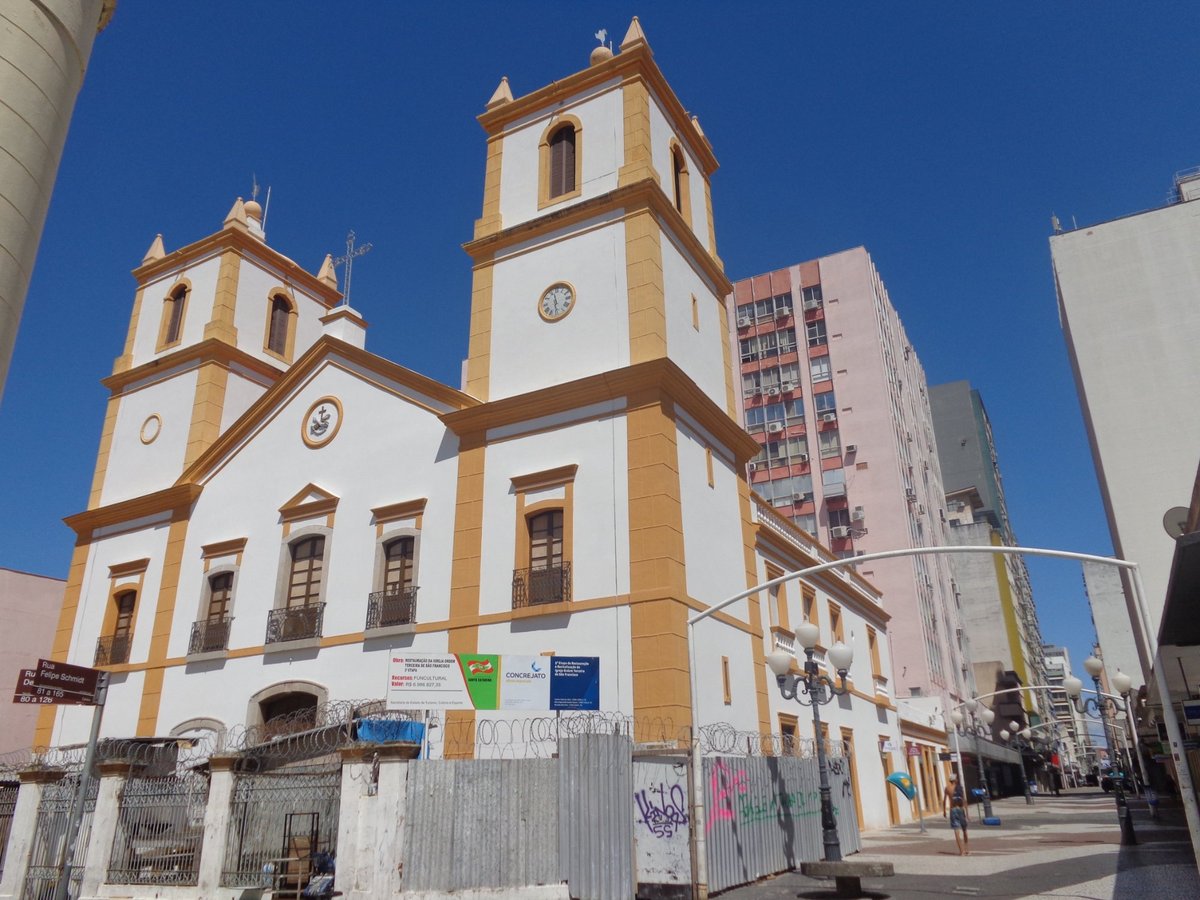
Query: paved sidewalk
xmin=714 ymin=789 xmax=1199 ymax=899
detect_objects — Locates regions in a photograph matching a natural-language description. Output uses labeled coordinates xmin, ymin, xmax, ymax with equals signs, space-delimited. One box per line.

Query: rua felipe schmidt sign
xmin=386 ymin=652 xmax=599 ymax=711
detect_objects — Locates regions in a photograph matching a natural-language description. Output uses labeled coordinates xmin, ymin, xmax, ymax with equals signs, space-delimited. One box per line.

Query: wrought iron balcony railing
xmin=189 ymin=616 xmax=233 ymax=654
xmin=512 ymin=562 xmax=571 ymax=609
xmin=366 ymin=585 xmax=418 ymax=629
xmin=95 ymin=634 xmax=131 ymax=666
xmin=265 ymin=603 xmax=325 ymax=645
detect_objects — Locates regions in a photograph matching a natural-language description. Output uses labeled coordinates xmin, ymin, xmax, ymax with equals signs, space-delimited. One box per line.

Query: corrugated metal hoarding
xmin=704 ymin=754 xmax=861 ymax=894
xmin=559 ymin=733 xmax=635 ymax=900
xmin=403 ymin=757 xmax=560 ymax=891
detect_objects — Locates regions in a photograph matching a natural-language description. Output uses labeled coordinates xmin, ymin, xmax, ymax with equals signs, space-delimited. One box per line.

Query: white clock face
xmin=539 ymin=283 xmax=574 ymax=321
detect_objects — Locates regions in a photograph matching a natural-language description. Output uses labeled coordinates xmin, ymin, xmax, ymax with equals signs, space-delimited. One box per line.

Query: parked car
xmin=1101 ymin=773 xmax=1133 ymax=793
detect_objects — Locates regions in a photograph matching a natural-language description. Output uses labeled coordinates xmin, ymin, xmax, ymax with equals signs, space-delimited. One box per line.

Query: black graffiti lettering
xmin=634 ymin=782 xmax=689 ymax=839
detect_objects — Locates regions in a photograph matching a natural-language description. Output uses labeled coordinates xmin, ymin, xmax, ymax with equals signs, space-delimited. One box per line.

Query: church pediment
xmin=279 ymin=483 xmax=339 ymax=522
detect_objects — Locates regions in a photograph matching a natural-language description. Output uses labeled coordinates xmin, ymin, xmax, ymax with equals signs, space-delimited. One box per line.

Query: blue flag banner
xmin=886 ymin=770 xmax=917 ymax=800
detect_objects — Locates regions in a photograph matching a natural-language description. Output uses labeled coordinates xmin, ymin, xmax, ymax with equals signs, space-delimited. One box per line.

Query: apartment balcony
xmin=365 ymin=585 xmax=418 ymax=636
xmin=188 ymin=616 xmax=232 ymax=658
xmin=512 ymin=563 xmax=571 ymax=609
xmin=770 ymin=627 xmax=796 ymax=658
xmin=264 ymin=603 xmax=325 ymax=651
xmin=94 ymin=634 xmax=131 ymax=666
xmin=873 ymin=675 xmax=890 ymax=702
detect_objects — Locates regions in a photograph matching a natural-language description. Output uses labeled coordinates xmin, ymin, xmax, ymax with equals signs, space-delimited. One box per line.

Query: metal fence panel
xmin=559 ymin=733 xmax=634 ymax=900
xmin=22 ymin=776 xmax=98 ymax=900
xmin=220 ymin=767 xmax=341 ymax=887
xmin=703 ymin=753 xmax=860 ymax=893
xmin=107 ymin=773 xmax=209 ymax=885
xmin=0 ymin=784 xmax=17 ymax=881
xmin=403 ymin=758 xmax=559 ymax=892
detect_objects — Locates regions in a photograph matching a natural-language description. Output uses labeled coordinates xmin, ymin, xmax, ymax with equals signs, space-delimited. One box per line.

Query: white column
xmin=78 ymin=762 xmax=126 ymax=899
xmin=0 ymin=770 xmax=59 ymax=900
xmin=194 ymin=755 xmax=238 ymax=896
xmin=337 ymin=745 xmax=414 ymax=899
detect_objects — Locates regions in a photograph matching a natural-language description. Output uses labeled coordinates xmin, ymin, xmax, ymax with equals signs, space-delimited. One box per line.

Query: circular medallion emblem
xmin=302 ymin=396 xmax=343 ymax=448
xmin=140 ymin=414 xmax=162 ymax=445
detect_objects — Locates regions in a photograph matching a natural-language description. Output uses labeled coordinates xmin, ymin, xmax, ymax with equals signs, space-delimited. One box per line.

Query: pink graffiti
xmin=706 ymin=760 xmax=748 ymax=833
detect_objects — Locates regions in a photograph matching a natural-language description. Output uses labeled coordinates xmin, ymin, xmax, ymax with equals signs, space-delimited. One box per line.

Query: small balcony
xmin=265 ymin=603 xmax=325 ymax=648
xmin=189 ymin=616 xmax=232 ymax=656
xmin=366 ymin=585 xmax=418 ymax=632
xmin=512 ymin=563 xmax=571 ymax=609
xmin=94 ymin=634 xmax=131 ymax=666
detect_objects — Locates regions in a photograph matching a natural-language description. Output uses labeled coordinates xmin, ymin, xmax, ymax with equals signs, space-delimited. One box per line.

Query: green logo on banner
xmin=458 ymin=654 xmax=500 ymax=709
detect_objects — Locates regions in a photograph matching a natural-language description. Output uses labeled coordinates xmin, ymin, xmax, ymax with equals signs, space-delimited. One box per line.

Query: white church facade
xmin=40 ymin=20 xmax=915 ymax=831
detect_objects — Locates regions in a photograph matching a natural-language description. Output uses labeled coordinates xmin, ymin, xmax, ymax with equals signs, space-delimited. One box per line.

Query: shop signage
xmin=386 ymin=652 xmax=600 ymax=711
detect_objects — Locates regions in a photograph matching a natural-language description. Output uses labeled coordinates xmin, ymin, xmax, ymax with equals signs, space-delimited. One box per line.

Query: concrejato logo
xmin=505 ymin=660 xmax=548 ymax=680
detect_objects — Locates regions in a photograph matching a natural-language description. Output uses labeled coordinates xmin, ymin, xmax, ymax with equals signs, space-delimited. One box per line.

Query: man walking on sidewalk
xmin=943 ymin=772 xmax=970 ymax=856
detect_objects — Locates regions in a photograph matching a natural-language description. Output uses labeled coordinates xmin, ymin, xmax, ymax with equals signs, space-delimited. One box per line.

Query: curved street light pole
xmin=1066 ymin=658 xmax=1136 ymax=845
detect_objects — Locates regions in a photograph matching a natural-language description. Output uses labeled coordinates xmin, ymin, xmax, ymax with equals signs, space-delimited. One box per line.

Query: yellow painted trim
xmin=478 ymin=44 xmax=718 ymax=177
xmin=262 ymin=287 xmax=299 ymax=363
xmin=133 ymin=224 xmax=342 ymax=308
xmin=200 ymin=537 xmax=248 ymax=558
xmin=65 ymin=484 xmax=202 ymax=539
xmin=625 ymin=208 xmax=666 ymax=363
xmin=204 ymin=250 xmax=240 ymax=344
xmin=135 ymin=511 xmax=190 ymax=736
xmin=154 ymin=279 xmax=192 ymax=354
xmin=703 ymin=178 xmax=723 ymax=270
xmin=705 ymin=447 xmax=714 ymax=488
xmin=472 ymin=134 xmax=504 ymax=240
xmin=183 ymin=361 xmax=229 ymax=469
xmin=464 ymin=260 xmax=494 ymax=400
xmin=103 ymin=338 xmax=285 ymax=394
xmin=736 ymin=457 xmax=773 ymax=737
xmin=464 ymin=178 xmax=731 ymax=299
xmin=619 ymin=76 xmax=658 ymax=188
xmin=717 ymin=287 xmax=737 ymax=418
xmin=279 ymin=483 xmax=339 ymax=522
xmin=537 ymin=115 xmax=583 ymax=210
xmin=511 ymin=464 xmax=578 ymax=493
xmin=113 ymin=286 xmax=146 ymax=374
xmin=87 ymin=396 xmax=121 ymax=509
xmin=993 ymin=533 xmax=1029 ymax=685
xmin=446 ymin=437 xmax=486 ymax=757
xmin=372 ymin=498 xmax=428 ymax=524
xmin=721 ymin=656 xmax=731 ymax=705
xmin=108 ymin=558 xmax=151 ymax=579
xmin=139 ymin=414 xmax=162 ymax=445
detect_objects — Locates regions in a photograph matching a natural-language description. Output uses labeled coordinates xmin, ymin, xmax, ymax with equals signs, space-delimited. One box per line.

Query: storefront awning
xmin=960 ymin=733 xmax=1022 ymax=765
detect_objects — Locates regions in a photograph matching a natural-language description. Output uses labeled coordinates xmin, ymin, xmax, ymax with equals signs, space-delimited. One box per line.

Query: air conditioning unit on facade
xmin=767 ymin=422 xmax=784 ymax=434
xmin=737 ymin=316 xmax=752 ymax=327
xmin=748 ymin=462 xmax=758 ymax=472
xmin=775 ymin=305 xmax=791 ymax=318
xmin=797 ymin=453 xmax=809 ymax=463
xmin=831 ymin=526 xmax=851 ymax=539
xmin=821 ymin=413 xmax=837 ymax=423
xmin=781 ymin=382 xmax=797 ymax=392
xmin=918 ymin=504 xmax=926 ymax=515
xmin=851 ymin=506 xmax=866 ymax=521
xmin=845 ymin=444 xmax=858 ymax=453
xmin=766 ymin=386 xmax=781 ymax=396
xmin=793 ymin=491 xmax=812 ymax=503
xmin=803 ymin=298 xmax=821 ymax=311
xmin=905 ymin=488 xmax=918 ymax=501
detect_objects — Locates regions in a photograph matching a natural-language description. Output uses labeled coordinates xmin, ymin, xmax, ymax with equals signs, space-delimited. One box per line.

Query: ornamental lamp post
xmin=766 ymin=621 xmax=853 ymax=862
xmin=1067 ymin=657 xmax=1136 ymax=845
xmin=949 ymin=704 xmax=998 ymax=818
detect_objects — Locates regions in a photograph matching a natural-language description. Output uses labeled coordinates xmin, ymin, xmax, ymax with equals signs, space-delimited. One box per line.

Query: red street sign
xmin=12 ymin=667 xmax=97 ymax=706
xmin=907 ymin=745 xmax=921 ymax=757
xmin=33 ymin=658 xmax=100 ymax=697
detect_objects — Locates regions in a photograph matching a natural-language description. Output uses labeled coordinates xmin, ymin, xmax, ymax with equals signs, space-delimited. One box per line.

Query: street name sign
xmin=11 ymin=659 xmax=103 ymax=706
xmin=12 ymin=670 xmax=94 ymax=706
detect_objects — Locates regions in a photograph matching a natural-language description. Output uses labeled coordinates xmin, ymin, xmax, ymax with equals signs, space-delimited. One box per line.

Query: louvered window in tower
xmin=164 ymin=286 xmax=187 ymax=345
xmin=268 ymin=295 xmax=291 ymax=355
xmin=548 ymin=126 xmax=576 ymax=198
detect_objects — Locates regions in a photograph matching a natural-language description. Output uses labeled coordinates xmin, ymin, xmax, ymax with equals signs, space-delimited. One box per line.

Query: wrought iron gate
xmin=107 ymin=773 xmax=209 ymax=885
xmin=22 ymin=776 xmax=98 ymax=900
xmin=220 ymin=767 xmax=341 ymax=887
xmin=0 ymin=783 xmax=17 ymax=881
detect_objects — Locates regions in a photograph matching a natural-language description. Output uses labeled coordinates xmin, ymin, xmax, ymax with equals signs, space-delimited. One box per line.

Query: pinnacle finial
xmin=620 ymin=16 xmax=647 ymax=51
xmin=223 ymin=197 xmax=248 ymax=230
xmin=487 ymin=76 xmax=513 ymax=110
xmin=142 ymin=233 xmax=165 ymax=265
xmin=317 ymin=253 xmax=338 ymax=289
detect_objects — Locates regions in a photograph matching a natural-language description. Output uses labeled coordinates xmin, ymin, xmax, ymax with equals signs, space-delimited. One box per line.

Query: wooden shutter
xmin=268 ymin=296 xmax=290 ymax=353
xmin=549 ymin=126 xmax=575 ymax=197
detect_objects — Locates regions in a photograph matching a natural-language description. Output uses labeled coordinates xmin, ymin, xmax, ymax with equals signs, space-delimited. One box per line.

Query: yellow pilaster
xmin=87 ymin=395 xmax=121 ymax=509
xmin=619 ymin=77 xmax=658 ymax=187
xmin=204 ymin=249 xmax=241 ymax=344
xmin=112 ymin=286 xmax=145 ymax=374
xmin=445 ymin=436 xmax=487 ymax=757
xmin=625 ymin=209 xmax=666 ymax=363
xmin=473 ymin=135 xmax=504 ymax=240
xmin=464 ymin=262 xmax=495 ymax=401
xmin=737 ymin=474 xmax=773 ymax=739
xmin=34 ymin=540 xmax=92 ymax=746
xmin=135 ymin=511 xmax=190 ymax=736
xmin=183 ymin=362 xmax=229 ymax=469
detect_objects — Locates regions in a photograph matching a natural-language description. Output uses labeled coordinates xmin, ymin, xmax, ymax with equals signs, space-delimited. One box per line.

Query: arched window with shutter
xmin=669 ymin=140 xmax=692 ymax=226
xmin=265 ymin=292 xmax=294 ymax=358
xmin=156 ymin=282 xmax=190 ymax=351
xmin=538 ymin=116 xmax=583 ymax=209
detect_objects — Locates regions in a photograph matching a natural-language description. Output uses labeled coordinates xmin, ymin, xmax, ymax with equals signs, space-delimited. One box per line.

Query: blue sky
xmin=3 ymin=2 xmax=1197 ymax=686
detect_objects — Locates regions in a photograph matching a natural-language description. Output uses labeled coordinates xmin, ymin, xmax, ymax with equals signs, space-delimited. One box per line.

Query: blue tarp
xmin=356 ymin=718 xmax=425 ymax=749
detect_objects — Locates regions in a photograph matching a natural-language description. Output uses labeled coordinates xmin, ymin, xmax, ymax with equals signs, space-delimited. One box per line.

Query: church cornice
xmin=103 ymin=337 xmax=285 ymax=393
xmin=65 ymin=483 xmax=202 ymax=540
xmin=440 ymin=357 xmax=760 ymax=463
xmin=131 ymin=227 xmax=342 ymax=309
xmin=477 ymin=42 xmax=718 ymax=177
xmin=462 ymin=177 xmax=731 ymax=295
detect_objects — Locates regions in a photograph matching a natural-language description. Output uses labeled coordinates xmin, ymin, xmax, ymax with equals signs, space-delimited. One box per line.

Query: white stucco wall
xmin=219 ymin=368 xmax=271 ymax=432
xmin=497 ymin=79 xmax=623 ymax=229
xmin=101 ymin=370 xmax=199 ymax=505
xmin=486 ymin=215 xmax=629 ymax=399
xmin=130 ymin=257 xmax=222 ymax=365
xmin=661 ymin=235 xmax=726 ymax=407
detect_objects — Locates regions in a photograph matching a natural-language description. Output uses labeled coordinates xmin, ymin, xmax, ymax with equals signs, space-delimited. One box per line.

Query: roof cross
xmin=332 ymin=230 xmax=373 ymax=307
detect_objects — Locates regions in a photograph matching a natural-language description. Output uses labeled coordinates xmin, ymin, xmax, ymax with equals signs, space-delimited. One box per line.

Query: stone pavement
xmin=714 ymin=788 xmax=1199 ymax=899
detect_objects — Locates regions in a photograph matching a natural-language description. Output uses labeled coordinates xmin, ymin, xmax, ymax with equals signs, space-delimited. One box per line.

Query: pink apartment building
xmin=730 ymin=247 xmax=973 ymax=708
